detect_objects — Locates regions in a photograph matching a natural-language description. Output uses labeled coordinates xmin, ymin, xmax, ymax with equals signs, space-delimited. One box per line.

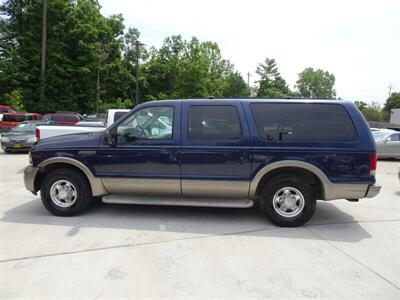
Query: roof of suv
xmin=138 ymin=98 xmax=353 ymax=106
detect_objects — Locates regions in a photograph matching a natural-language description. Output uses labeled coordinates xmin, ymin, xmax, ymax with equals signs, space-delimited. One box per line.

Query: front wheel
xmin=40 ymin=168 xmax=92 ymax=216
xmin=260 ymin=175 xmax=316 ymax=227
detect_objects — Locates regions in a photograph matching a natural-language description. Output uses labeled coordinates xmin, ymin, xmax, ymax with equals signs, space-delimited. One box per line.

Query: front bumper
xmin=24 ymin=165 xmax=39 ymax=194
xmin=1 ymin=141 xmax=34 ymax=151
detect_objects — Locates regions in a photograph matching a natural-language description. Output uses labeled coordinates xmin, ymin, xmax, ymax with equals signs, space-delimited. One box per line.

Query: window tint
xmin=389 ymin=134 xmax=400 ymax=141
xmin=53 ymin=115 xmax=78 ymax=122
xmin=117 ymin=106 xmax=173 ymax=144
xmin=188 ymin=105 xmax=242 ymax=140
xmin=114 ymin=111 xmax=128 ymax=122
xmin=2 ymin=115 xmax=25 ymax=122
xmin=250 ymin=103 xmax=357 ymax=141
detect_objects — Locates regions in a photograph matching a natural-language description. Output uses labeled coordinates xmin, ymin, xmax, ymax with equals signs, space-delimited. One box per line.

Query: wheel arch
xmin=35 ymin=157 xmax=107 ymax=196
xmin=249 ymin=160 xmax=329 ymax=200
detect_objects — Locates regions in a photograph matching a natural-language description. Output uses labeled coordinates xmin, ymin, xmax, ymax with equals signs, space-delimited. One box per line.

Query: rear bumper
xmin=24 ymin=165 xmax=39 ymax=195
xmin=325 ymin=182 xmax=381 ymax=200
xmin=365 ymin=184 xmax=382 ymax=198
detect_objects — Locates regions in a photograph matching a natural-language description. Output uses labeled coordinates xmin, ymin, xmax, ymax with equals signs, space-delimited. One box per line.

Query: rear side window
xmin=188 ymin=105 xmax=242 ymax=140
xmin=53 ymin=115 xmax=78 ymax=122
xmin=2 ymin=115 xmax=25 ymax=122
xmin=389 ymin=133 xmax=400 ymax=141
xmin=250 ymin=103 xmax=357 ymax=141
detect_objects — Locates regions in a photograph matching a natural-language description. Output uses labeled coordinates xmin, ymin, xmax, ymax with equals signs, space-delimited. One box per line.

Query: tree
xmin=383 ymin=92 xmax=400 ymax=112
xmin=0 ymin=0 xmax=132 ymax=113
xmin=354 ymin=101 xmax=368 ymax=111
xmin=255 ymin=58 xmax=291 ymax=97
xmin=359 ymin=102 xmax=389 ymax=122
xmin=223 ymin=71 xmax=249 ymax=97
xmin=142 ymin=35 xmax=246 ymax=100
xmin=296 ymin=67 xmax=336 ymax=98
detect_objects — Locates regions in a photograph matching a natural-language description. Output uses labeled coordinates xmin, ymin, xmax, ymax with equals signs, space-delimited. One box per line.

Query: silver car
xmin=372 ymin=129 xmax=400 ymax=159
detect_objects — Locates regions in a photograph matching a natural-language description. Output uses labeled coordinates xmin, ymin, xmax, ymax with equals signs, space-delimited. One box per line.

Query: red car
xmin=43 ymin=113 xmax=82 ymax=125
xmin=0 ymin=105 xmax=15 ymax=114
xmin=0 ymin=113 xmax=42 ymax=133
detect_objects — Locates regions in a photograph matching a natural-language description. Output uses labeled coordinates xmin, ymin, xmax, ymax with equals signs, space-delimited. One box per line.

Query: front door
xmin=180 ymin=102 xmax=251 ymax=199
xmin=95 ymin=104 xmax=181 ymax=196
xmin=382 ymin=133 xmax=400 ymax=158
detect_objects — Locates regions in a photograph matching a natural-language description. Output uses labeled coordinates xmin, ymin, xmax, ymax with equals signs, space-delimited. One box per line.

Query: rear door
xmin=180 ymin=101 xmax=251 ymax=198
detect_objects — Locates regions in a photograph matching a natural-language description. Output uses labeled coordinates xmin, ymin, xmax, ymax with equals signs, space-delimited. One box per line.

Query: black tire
xmin=259 ymin=175 xmax=316 ymax=227
xmin=40 ymin=168 xmax=92 ymax=216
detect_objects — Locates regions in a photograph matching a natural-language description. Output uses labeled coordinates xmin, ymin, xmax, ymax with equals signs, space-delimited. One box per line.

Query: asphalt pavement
xmin=0 ymin=151 xmax=399 ymax=299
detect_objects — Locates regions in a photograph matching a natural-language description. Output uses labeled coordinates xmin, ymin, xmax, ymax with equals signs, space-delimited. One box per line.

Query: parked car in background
xmin=0 ymin=113 xmax=42 ymax=133
xmin=1 ymin=120 xmax=52 ymax=152
xmin=24 ymin=99 xmax=381 ymax=227
xmin=0 ymin=105 xmax=16 ymax=121
xmin=42 ymin=113 xmax=82 ymax=125
xmin=36 ymin=109 xmax=129 ymax=140
xmin=372 ymin=129 xmax=400 ymax=159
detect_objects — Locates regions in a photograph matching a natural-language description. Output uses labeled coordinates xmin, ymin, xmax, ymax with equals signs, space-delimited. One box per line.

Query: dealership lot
xmin=0 ymin=151 xmax=399 ymax=299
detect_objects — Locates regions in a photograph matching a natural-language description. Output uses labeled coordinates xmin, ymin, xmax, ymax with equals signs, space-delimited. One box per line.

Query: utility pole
xmin=135 ymin=40 xmax=140 ymax=107
xmin=247 ymin=72 xmax=251 ymax=88
xmin=388 ymin=83 xmax=393 ymax=97
xmin=40 ymin=0 xmax=47 ymax=102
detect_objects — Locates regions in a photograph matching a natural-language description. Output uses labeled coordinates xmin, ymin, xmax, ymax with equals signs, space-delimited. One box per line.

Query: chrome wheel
xmin=50 ymin=180 xmax=77 ymax=208
xmin=272 ymin=187 xmax=305 ymax=218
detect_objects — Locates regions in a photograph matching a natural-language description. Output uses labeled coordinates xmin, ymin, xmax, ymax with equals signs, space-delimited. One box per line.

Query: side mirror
xmin=104 ymin=129 xmax=116 ymax=145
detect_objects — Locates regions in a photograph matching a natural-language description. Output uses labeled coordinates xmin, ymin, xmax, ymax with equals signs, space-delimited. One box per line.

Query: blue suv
xmin=24 ymin=99 xmax=381 ymax=226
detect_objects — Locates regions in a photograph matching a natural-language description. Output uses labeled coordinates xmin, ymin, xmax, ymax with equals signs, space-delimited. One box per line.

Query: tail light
xmin=36 ymin=128 xmax=40 ymax=141
xmin=370 ymin=153 xmax=377 ymax=176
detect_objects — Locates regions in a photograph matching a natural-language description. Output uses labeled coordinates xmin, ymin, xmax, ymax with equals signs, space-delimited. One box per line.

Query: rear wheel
xmin=40 ymin=168 xmax=92 ymax=216
xmin=260 ymin=175 xmax=316 ymax=227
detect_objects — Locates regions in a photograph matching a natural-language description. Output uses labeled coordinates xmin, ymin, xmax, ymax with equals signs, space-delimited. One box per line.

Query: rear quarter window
xmin=250 ymin=103 xmax=357 ymax=141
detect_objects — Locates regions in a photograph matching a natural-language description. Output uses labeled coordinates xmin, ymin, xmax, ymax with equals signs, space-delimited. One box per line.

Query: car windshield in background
xmin=114 ymin=111 xmax=128 ymax=122
xmin=2 ymin=115 xmax=26 ymax=122
xmin=13 ymin=122 xmax=37 ymax=132
xmin=372 ymin=131 xmax=390 ymax=142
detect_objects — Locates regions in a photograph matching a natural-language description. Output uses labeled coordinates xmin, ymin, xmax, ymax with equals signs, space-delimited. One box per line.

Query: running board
xmin=102 ymin=195 xmax=254 ymax=208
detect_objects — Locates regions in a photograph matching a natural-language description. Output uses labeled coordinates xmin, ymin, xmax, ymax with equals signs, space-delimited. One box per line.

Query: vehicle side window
xmin=388 ymin=134 xmax=400 ymax=141
xmin=250 ymin=103 xmax=357 ymax=141
xmin=116 ymin=106 xmax=174 ymax=144
xmin=25 ymin=115 xmax=33 ymax=121
xmin=188 ymin=105 xmax=242 ymax=140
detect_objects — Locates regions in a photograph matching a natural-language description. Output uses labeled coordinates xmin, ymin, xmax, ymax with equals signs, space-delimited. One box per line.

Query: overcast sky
xmin=100 ymin=0 xmax=400 ymax=104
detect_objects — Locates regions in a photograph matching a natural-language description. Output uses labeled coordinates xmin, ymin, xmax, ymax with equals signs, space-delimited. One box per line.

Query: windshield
xmin=372 ymin=131 xmax=390 ymax=142
xmin=12 ymin=122 xmax=37 ymax=132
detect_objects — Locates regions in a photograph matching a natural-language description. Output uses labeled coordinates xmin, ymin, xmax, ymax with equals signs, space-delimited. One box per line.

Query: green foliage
xmin=359 ymin=102 xmax=389 ymax=122
xmin=296 ymin=67 xmax=336 ymax=98
xmin=141 ymin=35 xmax=248 ymax=100
xmin=3 ymin=89 xmax=25 ymax=110
xmin=255 ymin=58 xmax=291 ymax=98
xmin=354 ymin=101 xmax=368 ymax=111
xmin=0 ymin=0 xmax=131 ymax=113
xmin=98 ymin=98 xmax=132 ymax=113
xmin=383 ymin=92 xmax=400 ymax=112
